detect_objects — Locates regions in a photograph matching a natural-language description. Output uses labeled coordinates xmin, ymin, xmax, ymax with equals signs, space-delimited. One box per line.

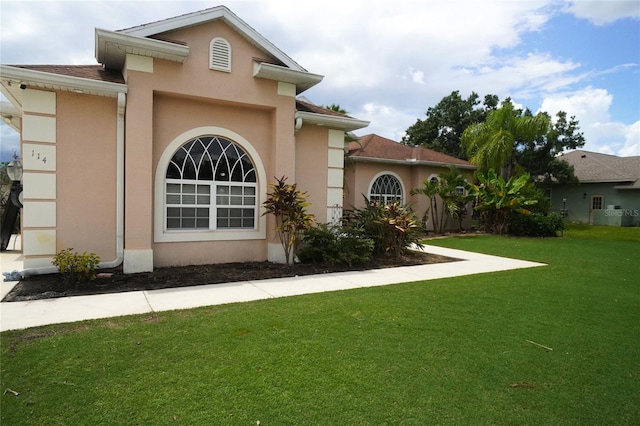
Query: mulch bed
xmin=3 ymin=250 xmax=460 ymax=302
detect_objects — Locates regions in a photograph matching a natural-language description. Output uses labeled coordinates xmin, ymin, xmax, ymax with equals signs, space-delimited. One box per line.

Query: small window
xmin=210 ymin=37 xmax=231 ymax=72
xmin=370 ymin=174 xmax=403 ymax=204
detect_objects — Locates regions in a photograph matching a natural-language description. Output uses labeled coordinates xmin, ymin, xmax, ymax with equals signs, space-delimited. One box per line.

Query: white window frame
xmin=154 ymin=127 xmax=266 ymax=243
xmin=368 ymin=171 xmax=405 ymax=204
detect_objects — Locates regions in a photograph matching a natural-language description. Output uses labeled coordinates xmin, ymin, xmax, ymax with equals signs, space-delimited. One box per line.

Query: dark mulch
xmin=3 ymin=250 xmax=460 ymax=302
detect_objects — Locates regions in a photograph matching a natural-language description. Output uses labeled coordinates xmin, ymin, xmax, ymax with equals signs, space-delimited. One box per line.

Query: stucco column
xmin=123 ymin=76 xmax=154 ymax=273
xmin=267 ymin=95 xmax=296 ymax=263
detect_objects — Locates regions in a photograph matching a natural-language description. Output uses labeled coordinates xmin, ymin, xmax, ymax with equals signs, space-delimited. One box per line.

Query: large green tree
xmin=402 ymin=91 xmax=499 ymax=159
xmin=461 ymin=102 xmax=550 ymax=180
xmin=517 ymin=110 xmax=585 ymax=183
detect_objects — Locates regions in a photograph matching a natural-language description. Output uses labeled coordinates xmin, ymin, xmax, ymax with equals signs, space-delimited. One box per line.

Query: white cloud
xmin=353 ymin=103 xmax=417 ymax=142
xmin=566 ymin=0 xmax=640 ymax=26
xmin=539 ymin=87 xmax=639 ymax=156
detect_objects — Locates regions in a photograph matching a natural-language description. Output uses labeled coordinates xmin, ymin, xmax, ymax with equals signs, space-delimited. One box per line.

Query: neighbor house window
xmin=370 ymin=174 xmax=403 ymax=204
xmin=165 ymin=136 xmax=256 ymax=230
xmin=209 ymin=37 xmax=231 ymax=72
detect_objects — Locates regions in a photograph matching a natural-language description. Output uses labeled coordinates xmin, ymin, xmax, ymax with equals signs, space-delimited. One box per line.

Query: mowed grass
xmin=1 ymin=226 xmax=639 ymax=425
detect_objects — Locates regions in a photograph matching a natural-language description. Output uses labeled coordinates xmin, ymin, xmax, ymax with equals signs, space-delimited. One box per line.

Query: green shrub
xmin=508 ymin=212 xmax=563 ymax=237
xmin=345 ymin=198 xmax=423 ymax=256
xmin=52 ymin=248 xmax=101 ymax=285
xmin=298 ymin=224 xmax=374 ymax=266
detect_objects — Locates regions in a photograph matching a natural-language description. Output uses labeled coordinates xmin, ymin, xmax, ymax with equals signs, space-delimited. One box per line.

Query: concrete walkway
xmin=1 ymin=239 xmax=545 ymax=332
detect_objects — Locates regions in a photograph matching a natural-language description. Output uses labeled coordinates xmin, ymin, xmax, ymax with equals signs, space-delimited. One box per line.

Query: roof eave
xmin=296 ymin=111 xmax=369 ymax=132
xmin=0 ymin=101 xmax=21 ymax=132
xmin=96 ymin=28 xmax=190 ymax=70
xmin=0 ymin=65 xmax=127 ymax=102
xmin=349 ymin=155 xmax=477 ymax=169
xmin=119 ymin=6 xmax=306 ymax=72
xmin=254 ymin=62 xmax=323 ymax=94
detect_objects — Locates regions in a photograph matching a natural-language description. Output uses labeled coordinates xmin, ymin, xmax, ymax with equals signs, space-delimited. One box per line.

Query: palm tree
xmin=461 ymin=102 xmax=549 ymax=180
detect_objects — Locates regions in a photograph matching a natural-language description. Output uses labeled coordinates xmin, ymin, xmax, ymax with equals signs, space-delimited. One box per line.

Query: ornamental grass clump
xmin=51 ymin=248 xmax=101 ymax=285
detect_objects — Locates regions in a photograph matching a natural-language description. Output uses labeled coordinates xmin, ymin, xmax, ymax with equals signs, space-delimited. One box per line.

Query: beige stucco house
xmin=344 ymin=134 xmax=476 ymax=230
xmin=0 ymin=6 xmax=370 ymax=274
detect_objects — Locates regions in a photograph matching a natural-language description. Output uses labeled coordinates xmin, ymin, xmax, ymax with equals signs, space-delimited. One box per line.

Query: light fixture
xmin=6 ymin=155 xmax=23 ymax=182
xmin=582 ymin=193 xmax=587 ymax=199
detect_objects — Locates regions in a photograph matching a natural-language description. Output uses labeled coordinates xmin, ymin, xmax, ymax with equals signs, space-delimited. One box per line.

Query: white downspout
xmin=99 ymin=91 xmax=125 ymax=269
xmin=20 ymin=92 xmax=126 ymax=276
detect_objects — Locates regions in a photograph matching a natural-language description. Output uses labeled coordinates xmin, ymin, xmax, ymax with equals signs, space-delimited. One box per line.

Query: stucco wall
xmin=120 ymin=19 xmax=300 ymax=268
xmin=56 ymin=92 xmax=118 ymax=260
xmin=551 ymin=182 xmax=640 ymax=225
xmin=295 ymin=125 xmax=331 ymax=222
xmin=345 ymin=161 xmax=475 ymax=231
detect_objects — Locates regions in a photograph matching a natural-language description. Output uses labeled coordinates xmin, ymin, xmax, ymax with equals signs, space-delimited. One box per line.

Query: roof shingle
xmin=10 ymin=65 xmax=125 ymax=84
xmin=559 ymin=150 xmax=640 ymax=188
xmin=348 ymin=134 xmax=474 ymax=167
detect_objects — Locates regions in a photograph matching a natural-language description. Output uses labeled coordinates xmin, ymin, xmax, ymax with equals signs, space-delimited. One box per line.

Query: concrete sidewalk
xmin=1 ymin=244 xmax=545 ymax=332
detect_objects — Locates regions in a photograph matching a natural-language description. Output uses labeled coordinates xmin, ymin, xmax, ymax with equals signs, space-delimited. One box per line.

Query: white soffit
xmin=296 ymin=111 xmax=370 ymax=132
xmin=253 ymin=62 xmax=323 ymax=94
xmin=96 ymin=28 xmax=190 ymax=70
xmin=0 ymin=65 xmax=127 ymax=102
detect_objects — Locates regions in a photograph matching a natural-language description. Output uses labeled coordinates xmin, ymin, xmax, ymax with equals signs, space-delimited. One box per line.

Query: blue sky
xmin=1 ymin=0 xmax=639 ymax=162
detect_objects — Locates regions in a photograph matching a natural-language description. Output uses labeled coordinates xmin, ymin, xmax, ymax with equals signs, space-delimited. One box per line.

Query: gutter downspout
xmin=20 ymin=92 xmax=126 ymax=276
xmin=99 ymin=92 xmax=126 ymax=269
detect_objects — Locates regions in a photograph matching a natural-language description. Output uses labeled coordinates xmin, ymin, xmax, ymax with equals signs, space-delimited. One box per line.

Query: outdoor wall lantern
xmin=1 ymin=154 xmax=23 ymax=251
xmin=583 ymin=193 xmax=587 ymax=199
xmin=6 ymin=153 xmax=23 ymax=208
xmin=6 ymin=156 xmax=23 ymax=182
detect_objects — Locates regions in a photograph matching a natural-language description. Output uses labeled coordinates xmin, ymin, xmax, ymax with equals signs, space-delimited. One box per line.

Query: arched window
xmin=165 ymin=136 xmax=256 ymax=230
xmin=370 ymin=173 xmax=403 ymax=204
xmin=209 ymin=37 xmax=231 ymax=72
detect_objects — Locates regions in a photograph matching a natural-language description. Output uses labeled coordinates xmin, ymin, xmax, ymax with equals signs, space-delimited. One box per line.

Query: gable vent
xmin=209 ymin=37 xmax=231 ymax=72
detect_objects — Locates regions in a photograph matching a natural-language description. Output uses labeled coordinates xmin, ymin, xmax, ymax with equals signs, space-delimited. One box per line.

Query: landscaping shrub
xmin=298 ymin=224 xmax=374 ymax=266
xmin=508 ymin=212 xmax=563 ymax=237
xmin=51 ymin=248 xmax=101 ymax=285
xmin=345 ymin=198 xmax=423 ymax=256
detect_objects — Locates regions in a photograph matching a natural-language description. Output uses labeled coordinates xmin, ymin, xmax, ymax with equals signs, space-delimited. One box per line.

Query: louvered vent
xmin=209 ymin=37 xmax=231 ymax=72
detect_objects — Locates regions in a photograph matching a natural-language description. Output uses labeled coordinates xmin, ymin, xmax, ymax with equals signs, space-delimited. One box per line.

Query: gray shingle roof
xmin=559 ymin=150 xmax=640 ymax=189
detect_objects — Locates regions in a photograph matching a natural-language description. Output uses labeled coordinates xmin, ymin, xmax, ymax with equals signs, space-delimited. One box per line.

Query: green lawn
xmin=2 ymin=225 xmax=639 ymax=425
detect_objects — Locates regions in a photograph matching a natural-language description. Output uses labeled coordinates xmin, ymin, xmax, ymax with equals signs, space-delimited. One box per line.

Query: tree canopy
xmin=402 ymin=90 xmax=498 ymax=159
xmin=404 ymin=91 xmax=585 ymax=183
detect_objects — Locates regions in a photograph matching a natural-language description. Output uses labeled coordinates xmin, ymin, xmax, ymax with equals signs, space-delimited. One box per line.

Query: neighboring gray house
xmin=550 ymin=150 xmax=640 ymax=226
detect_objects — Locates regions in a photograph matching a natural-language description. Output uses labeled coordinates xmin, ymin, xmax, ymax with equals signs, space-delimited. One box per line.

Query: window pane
xmin=167 ymin=207 xmax=180 ymax=217
xmin=244 ymin=197 xmax=255 ymax=206
xmin=182 ymin=218 xmax=195 ymax=228
xmin=167 ymin=183 xmax=181 ymax=193
xmin=183 ymin=207 xmax=195 ymax=217
xmin=183 ymin=184 xmax=195 ymax=194
xmin=230 ymin=186 xmax=243 ymax=195
xmin=197 ymin=185 xmax=209 ymax=194
xmin=166 ymin=194 xmax=180 ymax=204
xmin=167 ymin=218 xmax=180 ymax=229
xmin=197 ymin=195 xmax=210 ymax=205
xmin=182 ymin=195 xmax=196 ymax=204
xmin=230 ymin=196 xmax=243 ymax=206
xmin=245 ymin=187 xmax=255 ymax=196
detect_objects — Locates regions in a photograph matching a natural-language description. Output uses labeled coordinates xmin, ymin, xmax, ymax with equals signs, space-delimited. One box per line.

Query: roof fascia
xmin=349 ymin=155 xmax=477 ymax=170
xmin=295 ymin=110 xmax=369 ymax=132
xmin=0 ymin=65 xmax=127 ymax=100
xmin=119 ymin=6 xmax=306 ymax=72
xmin=254 ymin=62 xmax=323 ymax=94
xmin=96 ymin=28 xmax=190 ymax=69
